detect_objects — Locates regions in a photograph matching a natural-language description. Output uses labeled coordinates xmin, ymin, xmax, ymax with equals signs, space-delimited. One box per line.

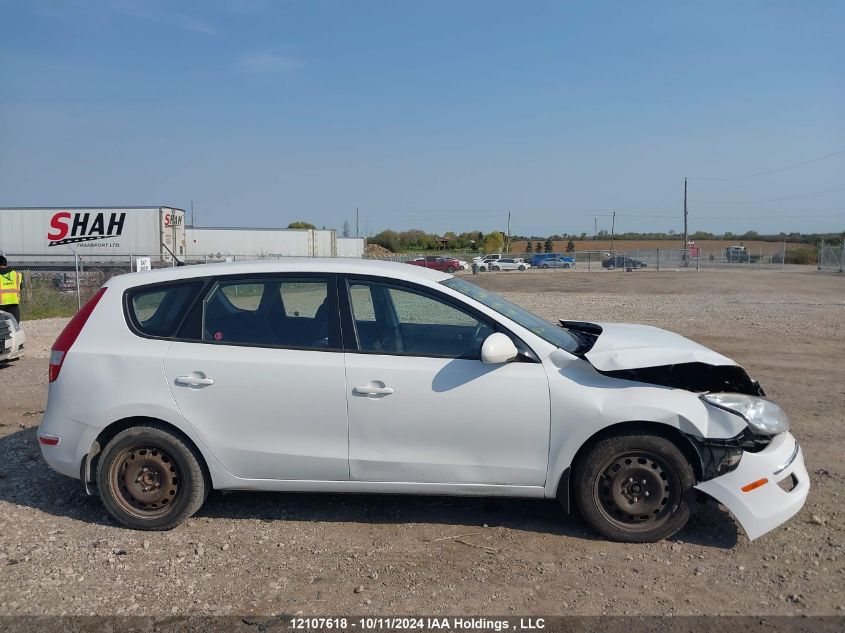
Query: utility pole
xmin=594 ymin=217 xmax=597 ymax=242
xmin=610 ymin=211 xmax=616 ymax=252
xmin=356 ymin=208 xmax=359 ymax=238
xmin=684 ymin=178 xmax=689 ymax=268
xmin=506 ymin=211 xmax=511 ymax=253
xmin=190 ymin=200 xmax=195 ymax=226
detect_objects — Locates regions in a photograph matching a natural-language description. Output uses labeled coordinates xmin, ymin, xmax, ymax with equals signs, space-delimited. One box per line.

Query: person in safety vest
xmin=0 ymin=256 xmax=23 ymax=323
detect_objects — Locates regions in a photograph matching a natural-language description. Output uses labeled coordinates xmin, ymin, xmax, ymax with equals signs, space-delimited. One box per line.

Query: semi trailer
xmin=0 ymin=206 xmax=186 ymax=264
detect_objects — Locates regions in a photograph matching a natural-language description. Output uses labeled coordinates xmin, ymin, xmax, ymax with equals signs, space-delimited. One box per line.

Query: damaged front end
xmin=559 ymin=320 xmax=764 ymax=396
xmin=684 ymin=428 xmax=771 ymax=481
xmin=557 ymin=320 xmax=809 ymax=540
xmin=600 ymin=363 xmax=765 ymax=396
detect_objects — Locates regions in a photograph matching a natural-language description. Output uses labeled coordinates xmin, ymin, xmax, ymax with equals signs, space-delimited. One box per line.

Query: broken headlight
xmin=702 ymin=393 xmax=789 ymax=436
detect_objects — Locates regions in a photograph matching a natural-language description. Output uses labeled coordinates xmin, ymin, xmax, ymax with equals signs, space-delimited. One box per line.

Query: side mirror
xmin=480 ymin=332 xmax=519 ymax=364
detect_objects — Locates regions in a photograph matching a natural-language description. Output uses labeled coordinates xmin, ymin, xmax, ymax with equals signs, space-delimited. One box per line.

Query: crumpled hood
xmin=583 ymin=323 xmax=736 ymax=372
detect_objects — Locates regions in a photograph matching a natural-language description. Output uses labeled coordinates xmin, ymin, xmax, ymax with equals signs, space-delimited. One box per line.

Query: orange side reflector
xmin=741 ymin=478 xmax=769 ymax=493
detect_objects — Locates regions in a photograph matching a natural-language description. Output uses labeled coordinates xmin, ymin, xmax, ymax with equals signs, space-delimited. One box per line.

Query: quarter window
xmin=348 ymin=280 xmax=493 ymax=358
xmin=127 ymin=283 xmax=200 ymax=338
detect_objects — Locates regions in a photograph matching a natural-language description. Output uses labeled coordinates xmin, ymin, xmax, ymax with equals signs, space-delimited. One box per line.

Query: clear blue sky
xmin=1 ymin=0 xmax=842 ymax=237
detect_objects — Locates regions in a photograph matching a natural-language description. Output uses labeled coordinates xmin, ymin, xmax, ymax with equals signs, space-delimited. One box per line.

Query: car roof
xmin=105 ymin=258 xmax=451 ymax=291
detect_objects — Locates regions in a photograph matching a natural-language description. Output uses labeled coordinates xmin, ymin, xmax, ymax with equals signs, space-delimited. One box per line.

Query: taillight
xmin=49 ymin=287 xmax=107 ymax=383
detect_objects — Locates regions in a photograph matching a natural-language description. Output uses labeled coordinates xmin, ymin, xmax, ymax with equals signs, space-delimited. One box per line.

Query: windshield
xmin=442 ymin=278 xmax=579 ymax=354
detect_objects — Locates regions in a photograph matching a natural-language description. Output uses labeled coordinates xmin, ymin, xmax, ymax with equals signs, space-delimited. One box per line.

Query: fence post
xmin=74 ymin=252 xmax=82 ymax=310
xmin=588 ymin=252 xmax=591 ymax=272
xmin=656 ymin=249 xmax=660 ymax=271
xmin=782 ymin=241 xmax=785 ymax=270
xmin=818 ymin=241 xmax=823 ymax=271
xmin=840 ymin=241 xmax=844 ymax=274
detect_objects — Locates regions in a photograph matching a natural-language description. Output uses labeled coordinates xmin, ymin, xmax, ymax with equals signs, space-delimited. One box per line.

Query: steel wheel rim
xmin=109 ymin=443 xmax=182 ymax=519
xmin=593 ymin=451 xmax=681 ymax=532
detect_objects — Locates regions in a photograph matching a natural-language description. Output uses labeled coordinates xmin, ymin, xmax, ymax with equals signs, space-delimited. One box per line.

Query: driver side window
xmin=348 ymin=280 xmax=494 ymax=358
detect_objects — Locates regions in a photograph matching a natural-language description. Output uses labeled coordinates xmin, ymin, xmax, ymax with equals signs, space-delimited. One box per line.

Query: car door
xmin=342 ymin=277 xmax=551 ymax=486
xmin=163 ymin=274 xmax=349 ymax=481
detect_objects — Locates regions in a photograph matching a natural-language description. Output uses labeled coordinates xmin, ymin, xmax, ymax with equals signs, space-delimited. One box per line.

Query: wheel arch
xmin=554 ymin=420 xmax=703 ymax=513
xmin=82 ymin=416 xmax=213 ymax=493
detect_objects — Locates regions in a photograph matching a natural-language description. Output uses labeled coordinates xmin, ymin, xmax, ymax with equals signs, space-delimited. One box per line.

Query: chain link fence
xmin=7 ymin=254 xmax=172 ymax=320
xmin=1 ymin=243 xmax=821 ymax=320
xmin=817 ymin=242 xmax=844 ymax=273
xmin=362 ymin=247 xmax=789 ymax=270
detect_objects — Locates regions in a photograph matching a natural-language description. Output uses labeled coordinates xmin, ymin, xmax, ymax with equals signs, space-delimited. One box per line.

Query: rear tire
xmin=96 ymin=425 xmax=208 ymax=530
xmin=542 ymin=264 xmax=549 ymax=269
xmin=446 ymin=266 xmax=456 ymax=273
xmin=572 ymin=431 xmax=695 ymax=542
xmin=493 ymin=265 xmax=501 ymax=271
xmin=518 ymin=265 xmax=526 ymax=271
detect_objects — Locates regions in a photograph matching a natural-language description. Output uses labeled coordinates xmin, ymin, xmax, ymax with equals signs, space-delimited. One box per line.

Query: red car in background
xmin=407 ymin=255 xmax=462 ymax=273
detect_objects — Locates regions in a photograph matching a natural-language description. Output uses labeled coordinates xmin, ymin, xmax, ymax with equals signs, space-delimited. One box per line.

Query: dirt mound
xmin=364 ymin=243 xmax=394 ymax=258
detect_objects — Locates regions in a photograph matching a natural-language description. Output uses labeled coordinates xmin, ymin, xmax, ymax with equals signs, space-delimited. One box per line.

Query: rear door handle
xmin=353 ymin=385 xmax=394 ymax=396
xmin=175 ymin=374 xmax=215 ymax=387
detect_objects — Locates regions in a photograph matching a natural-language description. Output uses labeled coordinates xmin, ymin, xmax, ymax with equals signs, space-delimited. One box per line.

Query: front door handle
xmin=175 ymin=374 xmax=215 ymax=387
xmin=353 ymin=385 xmax=394 ymax=396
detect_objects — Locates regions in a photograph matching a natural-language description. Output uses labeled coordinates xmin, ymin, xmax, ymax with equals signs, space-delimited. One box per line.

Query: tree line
xmin=365 ymin=227 xmax=844 ymax=253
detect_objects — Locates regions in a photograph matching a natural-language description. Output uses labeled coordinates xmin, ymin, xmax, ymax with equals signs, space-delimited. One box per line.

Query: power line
xmin=690 ymin=149 xmax=845 ymax=181
xmin=617 ymin=211 xmax=844 ymax=220
xmin=700 ymin=184 xmax=845 ymax=205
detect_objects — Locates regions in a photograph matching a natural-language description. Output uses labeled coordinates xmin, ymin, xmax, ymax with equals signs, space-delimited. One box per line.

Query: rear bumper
xmin=695 ymin=431 xmax=809 ymax=540
xmin=38 ymin=407 xmax=98 ymax=479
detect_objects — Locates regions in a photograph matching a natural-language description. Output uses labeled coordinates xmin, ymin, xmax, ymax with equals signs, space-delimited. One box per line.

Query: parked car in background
xmin=602 ymin=256 xmax=647 ymax=270
xmin=725 ymin=245 xmax=750 ymax=263
xmin=407 ymin=255 xmax=462 ymax=273
xmin=490 ymin=258 xmax=530 ymax=271
xmin=539 ymin=257 xmax=575 ymax=269
xmin=38 ymin=259 xmax=808 ymax=542
xmin=475 ymin=256 xmax=497 ymax=272
xmin=0 ymin=310 xmax=25 ymax=363
xmin=531 ymin=253 xmax=564 ymax=267
xmin=473 ymin=253 xmax=502 ymax=266
xmin=453 ymin=259 xmax=470 ymax=271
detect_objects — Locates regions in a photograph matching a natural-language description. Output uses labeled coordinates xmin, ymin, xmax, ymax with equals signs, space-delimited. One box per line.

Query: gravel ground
xmin=0 ymin=268 xmax=843 ymax=616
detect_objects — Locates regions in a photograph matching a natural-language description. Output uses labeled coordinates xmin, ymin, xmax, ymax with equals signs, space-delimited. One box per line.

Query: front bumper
xmin=695 ymin=431 xmax=809 ymax=540
xmin=0 ymin=326 xmax=25 ymax=361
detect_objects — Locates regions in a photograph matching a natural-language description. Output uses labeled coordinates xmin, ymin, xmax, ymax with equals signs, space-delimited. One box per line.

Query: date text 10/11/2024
xmin=289 ymin=617 xmax=547 ymax=631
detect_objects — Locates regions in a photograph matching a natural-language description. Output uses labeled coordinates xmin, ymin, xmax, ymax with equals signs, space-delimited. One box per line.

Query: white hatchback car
xmin=39 ymin=259 xmax=808 ymax=541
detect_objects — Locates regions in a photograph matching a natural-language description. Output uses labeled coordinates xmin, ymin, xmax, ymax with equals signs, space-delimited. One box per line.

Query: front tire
xmin=492 ymin=265 xmax=501 ymax=271
xmin=446 ymin=266 xmax=456 ymax=273
xmin=518 ymin=265 xmax=526 ymax=271
xmin=572 ymin=432 xmax=695 ymax=542
xmin=96 ymin=425 xmax=208 ymax=530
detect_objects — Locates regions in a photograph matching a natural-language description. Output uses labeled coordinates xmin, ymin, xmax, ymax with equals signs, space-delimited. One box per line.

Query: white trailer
xmin=185 ymin=226 xmax=345 ymax=260
xmin=337 ymin=237 xmax=365 ymax=257
xmin=0 ymin=206 xmax=185 ymax=263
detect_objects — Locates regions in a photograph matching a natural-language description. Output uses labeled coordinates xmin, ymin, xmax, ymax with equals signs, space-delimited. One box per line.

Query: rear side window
xmin=127 ymin=283 xmax=201 ymax=337
xmin=202 ymin=277 xmax=337 ymax=349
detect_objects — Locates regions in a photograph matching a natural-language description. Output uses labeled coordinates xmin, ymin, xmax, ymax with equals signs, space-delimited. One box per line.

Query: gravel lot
xmin=1 ymin=268 xmax=843 ymax=616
